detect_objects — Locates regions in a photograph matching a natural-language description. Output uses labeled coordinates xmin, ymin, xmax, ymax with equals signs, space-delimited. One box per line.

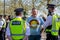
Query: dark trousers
xmin=0 ymin=35 xmax=3 ymax=40
xmin=46 ymin=33 xmax=52 ymax=40
xmin=46 ymin=33 xmax=58 ymax=40
xmin=0 ymin=31 xmax=4 ymax=40
xmin=0 ymin=29 xmax=5 ymax=40
xmin=59 ymin=28 xmax=60 ymax=36
xmin=51 ymin=35 xmax=58 ymax=40
xmin=28 ymin=35 xmax=41 ymax=40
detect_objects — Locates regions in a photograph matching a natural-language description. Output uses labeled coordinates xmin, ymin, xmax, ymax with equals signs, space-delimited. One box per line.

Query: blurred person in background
xmin=4 ymin=15 xmax=10 ymax=39
xmin=0 ymin=15 xmax=6 ymax=40
xmin=8 ymin=15 xmax=11 ymax=21
xmin=4 ymin=15 xmax=10 ymax=28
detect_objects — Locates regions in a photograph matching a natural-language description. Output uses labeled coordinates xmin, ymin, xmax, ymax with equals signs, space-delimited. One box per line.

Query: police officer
xmin=4 ymin=15 xmax=10 ymax=30
xmin=6 ymin=8 xmax=26 ymax=40
xmin=0 ymin=15 xmax=6 ymax=40
xmin=24 ymin=8 xmax=44 ymax=40
xmin=51 ymin=12 xmax=60 ymax=40
xmin=43 ymin=4 xmax=58 ymax=40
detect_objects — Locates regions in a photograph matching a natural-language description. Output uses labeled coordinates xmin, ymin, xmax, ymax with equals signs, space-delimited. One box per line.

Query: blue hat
xmin=47 ymin=4 xmax=56 ymax=9
xmin=14 ymin=8 xmax=24 ymax=13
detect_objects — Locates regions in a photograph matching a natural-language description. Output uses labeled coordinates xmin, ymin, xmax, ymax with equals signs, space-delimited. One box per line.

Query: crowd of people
xmin=0 ymin=4 xmax=60 ymax=40
xmin=0 ymin=15 xmax=11 ymax=40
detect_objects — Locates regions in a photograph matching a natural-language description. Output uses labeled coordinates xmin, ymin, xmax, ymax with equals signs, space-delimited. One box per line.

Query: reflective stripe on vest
xmin=10 ymin=17 xmax=26 ymax=39
xmin=11 ymin=34 xmax=24 ymax=36
xmin=2 ymin=22 xmax=6 ymax=28
xmin=46 ymin=29 xmax=51 ymax=32
xmin=51 ymin=14 xmax=59 ymax=36
xmin=51 ymin=30 xmax=58 ymax=36
xmin=46 ymin=25 xmax=52 ymax=32
xmin=52 ymin=30 xmax=58 ymax=32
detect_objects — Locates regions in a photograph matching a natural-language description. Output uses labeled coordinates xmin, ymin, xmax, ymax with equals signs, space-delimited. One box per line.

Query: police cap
xmin=14 ymin=8 xmax=24 ymax=13
xmin=47 ymin=4 xmax=56 ymax=9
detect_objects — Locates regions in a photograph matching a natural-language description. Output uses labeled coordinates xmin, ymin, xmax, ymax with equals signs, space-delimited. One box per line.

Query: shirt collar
xmin=16 ymin=16 xmax=21 ymax=18
xmin=31 ymin=15 xmax=38 ymax=18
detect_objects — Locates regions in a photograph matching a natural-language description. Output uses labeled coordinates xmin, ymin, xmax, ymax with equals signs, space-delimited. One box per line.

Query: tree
xmin=0 ymin=0 xmax=60 ymax=16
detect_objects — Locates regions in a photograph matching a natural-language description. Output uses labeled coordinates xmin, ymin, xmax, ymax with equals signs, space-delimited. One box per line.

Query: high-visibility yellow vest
xmin=10 ymin=17 xmax=26 ymax=40
xmin=51 ymin=14 xmax=60 ymax=36
xmin=46 ymin=25 xmax=52 ymax=33
xmin=46 ymin=16 xmax=52 ymax=33
xmin=1 ymin=18 xmax=6 ymax=28
xmin=3 ymin=22 xmax=6 ymax=28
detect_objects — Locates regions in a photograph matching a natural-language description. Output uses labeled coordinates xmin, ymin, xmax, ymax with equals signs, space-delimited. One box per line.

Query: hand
xmin=23 ymin=36 xmax=28 ymax=40
xmin=7 ymin=36 xmax=12 ymax=40
xmin=41 ymin=28 xmax=44 ymax=33
xmin=42 ymin=28 xmax=44 ymax=32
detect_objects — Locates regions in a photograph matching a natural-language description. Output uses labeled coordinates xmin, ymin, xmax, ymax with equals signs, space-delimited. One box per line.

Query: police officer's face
xmin=19 ymin=12 xmax=23 ymax=17
xmin=48 ymin=8 xmax=54 ymax=12
xmin=32 ymin=9 xmax=38 ymax=16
